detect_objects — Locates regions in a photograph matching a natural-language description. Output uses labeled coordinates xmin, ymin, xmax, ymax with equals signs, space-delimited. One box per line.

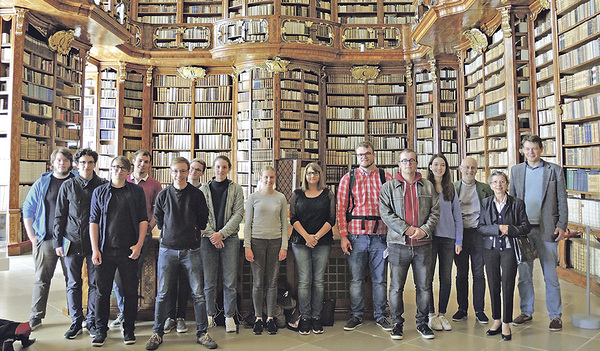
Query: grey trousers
xmin=250 ymin=238 xmax=281 ymax=318
xmin=30 ymin=239 xmax=67 ymax=320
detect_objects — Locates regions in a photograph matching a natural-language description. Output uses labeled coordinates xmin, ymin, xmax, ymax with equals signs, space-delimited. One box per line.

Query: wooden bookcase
xmin=414 ymin=66 xmax=435 ymax=171
xmin=98 ymin=66 xmax=119 ymax=178
xmin=463 ymin=46 xmax=486 ymax=182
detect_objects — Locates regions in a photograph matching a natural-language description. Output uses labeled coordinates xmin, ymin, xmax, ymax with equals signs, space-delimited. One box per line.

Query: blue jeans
xmin=388 ymin=243 xmax=432 ymax=326
xmin=201 ymin=235 xmax=239 ymax=318
xmin=250 ymin=238 xmax=281 ymax=318
xmin=64 ymin=254 xmax=97 ymax=327
xmin=517 ymin=226 xmax=562 ymax=319
xmin=346 ymin=234 xmax=388 ymax=321
xmin=153 ymin=246 xmax=208 ymax=337
xmin=292 ymin=243 xmax=332 ymax=319
xmin=454 ymin=228 xmax=486 ymax=313
xmin=428 ymin=236 xmax=455 ymax=314
xmin=114 ymin=234 xmax=152 ymax=313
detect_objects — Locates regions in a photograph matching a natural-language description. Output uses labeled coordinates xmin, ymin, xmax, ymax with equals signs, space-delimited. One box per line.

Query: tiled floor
xmin=1 ymin=254 xmax=599 ymax=351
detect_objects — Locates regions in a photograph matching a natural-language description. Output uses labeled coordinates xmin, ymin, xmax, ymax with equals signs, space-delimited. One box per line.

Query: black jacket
xmin=478 ymin=194 xmax=531 ymax=250
xmin=53 ymin=173 xmax=107 ymax=255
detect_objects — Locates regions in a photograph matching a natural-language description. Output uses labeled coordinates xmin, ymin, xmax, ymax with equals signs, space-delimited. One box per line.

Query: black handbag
xmin=320 ymin=298 xmax=336 ymax=326
xmin=513 ymin=236 xmax=536 ymax=264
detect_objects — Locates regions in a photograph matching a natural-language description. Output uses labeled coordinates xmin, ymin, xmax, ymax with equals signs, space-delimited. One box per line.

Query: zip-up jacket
xmin=200 ymin=179 xmax=244 ymax=239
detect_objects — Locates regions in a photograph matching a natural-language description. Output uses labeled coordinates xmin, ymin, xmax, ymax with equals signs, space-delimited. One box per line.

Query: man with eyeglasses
xmin=380 ymin=148 xmax=440 ymax=340
xmin=146 ymin=157 xmax=217 ymax=350
xmin=54 ymin=148 xmax=106 ymax=339
xmin=510 ymin=134 xmax=567 ymax=332
xmin=188 ymin=158 xmax=207 ymax=188
xmin=336 ymin=141 xmax=392 ymax=332
xmin=90 ymin=156 xmax=148 ymax=346
xmin=111 ymin=150 xmax=162 ymax=330
xmin=452 ymin=157 xmax=493 ymax=324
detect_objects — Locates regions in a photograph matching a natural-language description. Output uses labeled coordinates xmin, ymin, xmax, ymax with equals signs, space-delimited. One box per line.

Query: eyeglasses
xmin=171 ymin=169 xmax=189 ymax=174
xmin=356 ymin=152 xmax=373 ymax=158
xmin=491 ymin=180 xmax=507 ymax=185
xmin=306 ymin=171 xmax=320 ymax=176
xmin=78 ymin=160 xmax=96 ymax=165
xmin=190 ymin=167 xmax=204 ymax=173
xmin=399 ymin=159 xmax=417 ymax=164
xmin=111 ymin=165 xmax=128 ymax=172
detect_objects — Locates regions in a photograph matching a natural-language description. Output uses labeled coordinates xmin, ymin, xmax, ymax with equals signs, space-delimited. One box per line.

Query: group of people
xmin=20 ymin=134 xmax=567 ymax=349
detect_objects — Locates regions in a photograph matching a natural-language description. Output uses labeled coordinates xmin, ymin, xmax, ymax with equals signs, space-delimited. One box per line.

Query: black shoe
xmin=476 ymin=311 xmax=489 ymax=324
xmin=123 ymin=330 xmax=136 ymax=345
xmin=312 ymin=318 xmax=323 ymax=334
xmin=502 ymin=333 xmax=512 ymax=341
xmin=64 ymin=323 xmax=82 ymax=339
xmin=266 ymin=319 xmax=277 ymax=335
xmin=452 ymin=310 xmax=467 ymax=321
xmin=391 ymin=323 xmax=403 ymax=340
xmin=197 ymin=332 xmax=218 ymax=349
xmin=343 ymin=317 xmax=362 ymax=331
xmin=298 ymin=318 xmax=311 ymax=335
xmin=92 ymin=333 xmax=107 ymax=347
xmin=29 ymin=318 xmax=41 ymax=331
xmin=486 ymin=327 xmax=501 ymax=336
xmin=376 ymin=317 xmax=393 ymax=332
xmin=88 ymin=325 xmax=97 ymax=338
xmin=253 ymin=319 xmax=263 ymax=335
xmin=417 ymin=324 xmax=435 ymax=339
xmin=145 ymin=333 xmax=162 ymax=350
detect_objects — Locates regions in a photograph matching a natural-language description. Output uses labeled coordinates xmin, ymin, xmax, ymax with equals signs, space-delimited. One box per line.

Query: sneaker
xmin=197 ymin=332 xmax=218 ymax=349
xmin=391 ymin=323 xmax=403 ymax=340
xmin=207 ymin=315 xmax=216 ymax=328
xmin=225 ymin=317 xmax=235 ymax=333
xmin=452 ymin=310 xmax=467 ymax=321
xmin=64 ymin=323 xmax=82 ymax=339
xmin=88 ymin=325 xmax=98 ymax=338
xmin=428 ymin=316 xmax=443 ymax=331
xmin=92 ymin=333 xmax=107 ymax=347
xmin=343 ymin=317 xmax=362 ymax=331
xmin=298 ymin=317 xmax=311 ymax=335
xmin=312 ymin=317 xmax=323 ymax=334
xmin=176 ymin=318 xmax=188 ymax=333
xmin=476 ymin=311 xmax=489 ymax=324
xmin=253 ymin=319 xmax=263 ymax=335
xmin=123 ymin=330 xmax=136 ymax=345
xmin=145 ymin=333 xmax=162 ymax=350
xmin=29 ymin=318 xmax=41 ymax=331
xmin=109 ymin=313 xmax=124 ymax=329
xmin=513 ymin=313 xmax=532 ymax=325
xmin=417 ymin=324 xmax=435 ymax=339
xmin=376 ymin=317 xmax=393 ymax=332
xmin=266 ymin=319 xmax=277 ymax=335
xmin=438 ymin=315 xmax=452 ymax=331
xmin=549 ymin=318 xmax=563 ymax=331
xmin=163 ymin=318 xmax=176 ymax=334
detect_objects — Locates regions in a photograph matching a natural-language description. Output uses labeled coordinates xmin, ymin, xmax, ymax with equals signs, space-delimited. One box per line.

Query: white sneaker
xmin=207 ymin=315 xmax=216 ymax=328
xmin=438 ymin=315 xmax=452 ymax=331
xmin=225 ymin=317 xmax=236 ymax=333
xmin=428 ymin=316 xmax=443 ymax=331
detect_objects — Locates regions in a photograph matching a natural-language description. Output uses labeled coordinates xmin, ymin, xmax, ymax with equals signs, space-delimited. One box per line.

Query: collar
xmin=526 ymin=159 xmax=544 ymax=170
xmin=461 ymin=180 xmax=476 ymax=187
xmin=356 ymin=167 xmax=376 ymax=177
xmin=129 ymin=173 xmax=149 ymax=184
xmin=493 ymin=193 xmax=507 ymax=207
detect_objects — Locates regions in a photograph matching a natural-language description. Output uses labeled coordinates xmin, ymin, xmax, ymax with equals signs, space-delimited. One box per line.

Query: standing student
xmin=200 ymin=156 xmax=244 ymax=333
xmin=188 ymin=158 xmax=206 ymax=188
xmin=426 ymin=154 xmax=463 ymax=332
xmin=145 ymin=157 xmax=217 ymax=350
xmin=89 ymin=156 xmax=148 ymax=347
xmin=23 ymin=147 xmax=74 ymax=330
xmin=244 ymin=166 xmax=288 ymax=336
xmin=54 ymin=148 xmax=106 ymax=339
xmin=289 ymin=163 xmax=336 ymax=335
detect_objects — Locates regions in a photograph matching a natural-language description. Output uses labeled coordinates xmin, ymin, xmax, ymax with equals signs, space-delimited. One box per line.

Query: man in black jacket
xmin=54 ymin=148 xmax=106 ymax=339
xmin=145 ymin=157 xmax=216 ymax=350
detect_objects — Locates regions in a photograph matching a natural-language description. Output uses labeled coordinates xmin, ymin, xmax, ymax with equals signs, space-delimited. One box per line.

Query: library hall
xmin=1 ymin=0 xmax=600 ymax=350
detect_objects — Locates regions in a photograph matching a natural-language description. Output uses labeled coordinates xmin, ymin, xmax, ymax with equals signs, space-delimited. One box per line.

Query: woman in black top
xmin=289 ymin=162 xmax=336 ymax=335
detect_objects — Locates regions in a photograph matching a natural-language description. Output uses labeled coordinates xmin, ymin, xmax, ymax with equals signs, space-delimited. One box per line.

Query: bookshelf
xmin=54 ymin=47 xmax=84 ymax=152
xmin=439 ymin=66 xmax=459 ymax=181
xmin=414 ymin=67 xmax=435 ymax=172
xmin=0 ymin=15 xmax=11 ymax=216
xmin=337 ymin=0 xmax=415 ymax=25
xmin=183 ymin=0 xmax=224 ymax=24
xmin=463 ymin=46 xmax=486 ymax=182
xmin=122 ymin=69 xmax=145 ymax=159
xmin=98 ymin=67 xmax=118 ymax=179
xmin=136 ymin=0 xmax=178 ymax=24
xmin=316 ymin=0 xmax=332 ymax=21
xmin=82 ymin=66 xmax=98 ymax=150
xmin=514 ymin=15 xmax=532 ymax=156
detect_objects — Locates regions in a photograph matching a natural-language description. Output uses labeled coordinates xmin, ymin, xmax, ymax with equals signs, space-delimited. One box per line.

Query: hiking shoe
xmin=299 ymin=317 xmax=311 ymax=335
xmin=197 ymin=332 xmax=218 ymax=349
xmin=312 ymin=317 xmax=323 ymax=334
xmin=266 ymin=319 xmax=277 ymax=335
xmin=109 ymin=313 xmax=124 ymax=329
xmin=343 ymin=317 xmax=362 ymax=331
xmin=163 ymin=318 xmax=176 ymax=334
xmin=92 ymin=333 xmax=107 ymax=347
xmin=145 ymin=333 xmax=162 ymax=350
xmin=391 ymin=323 xmax=403 ymax=340
xmin=123 ymin=330 xmax=136 ymax=345
xmin=438 ymin=315 xmax=452 ymax=331
xmin=207 ymin=315 xmax=216 ymax=328
xmin=428 ymin=316 xmax=443 ymax=331
xmin=64 ymin=323 xmax=82 ymax=339
xmin=176 ymin=318 xmax=188 ymax=333
xmin=253 ymin=319 xmax=263 ymax=335
xmin=376 ymin=317 xmax=393 ymax=332
xmin=225 ymin=317 xmax=235 ymax=333
xmin=549 ymin=318 xmax=562 ymax=331
xmin=513 ymin=313 xmax=532 ymax=325
xmin=476 ymin=311 xmax=489 ymax=324
xmin=452 ymin=310 xmax=467 ymax=321
xmin=417 ymin=324 xmax=435 ymax=339
xmin=29 ymin=318 xmax=41 ymax=331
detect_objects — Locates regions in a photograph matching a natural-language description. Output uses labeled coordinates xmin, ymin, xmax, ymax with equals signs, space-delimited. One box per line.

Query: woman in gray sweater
xmin=244 ymin=166 xmax=288 ymax=336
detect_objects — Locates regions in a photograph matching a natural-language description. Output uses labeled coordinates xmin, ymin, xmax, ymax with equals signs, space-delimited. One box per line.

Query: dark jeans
xmin=167 ymin=266 xmax=190 ymax=319
xmin=114 ymin=234 xmax=152 ymax=313
xmin=291 ymin=243 xmax=332 ymax=319
xmin=153 ymin=246 xmax=207 ymax=337
xmin=454 ymin=228 xmax=486 ymax=313
xmin=484 ymin=248 xmax=518 ymax=324
xmin=250 ymin=238 xmax=281 ymax=318
xmin=64 ymin=254 xmax=97 ymax=327
xmin=428 ymin=236 xmax=455 ymax=314
xmin=95 ymin=252 xmax=138 ymax=334
xmin=388 ymin=243 xmax=432 ymax=326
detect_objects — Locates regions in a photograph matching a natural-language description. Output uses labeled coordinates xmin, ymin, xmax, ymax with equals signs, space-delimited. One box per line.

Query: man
xmin=145 ymin=157 xmax=217 ymax=350
xmin=188 ymin=158 xmax=206 ymax=188
xmin=510 ymin=135 xmax=567 ymax=331
xmin=54 ymin=149 xmax=106 ymax=339
xmin=111 ymin=150 xmax=162 ymax=329
xmin=22 ymin=147 xmax=75 ymax=330
xmin=453 ymin=157 xmax=493 ymax=323
xmin=200 ymin=156 xmax=244 ymax=333
xmin=90 ymin=156 xmax=148 ymax=346
xmin=336 ymin=141 xmax=392 ymax=332
xmin=380 ymin=149 xmax=440 ymax=340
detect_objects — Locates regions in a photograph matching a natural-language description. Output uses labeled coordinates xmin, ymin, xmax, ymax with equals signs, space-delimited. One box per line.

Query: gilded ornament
xmin=406 ymin=63 xmax=413 ymax=87
xmin=265 ymin=57 xmax=290 ymax=73
xmin=539 ymin=0 xmax=551 ymax=10
xmin=178 ymin=66 xmax=207 ymax=80
xmin=429 ymin=59 xmax=437 ymax=84
xmin=351 ymin=65 xmax=380 ymax=81
xmin=15 ymin=9 xmax=25 ymax=35
xmin=463 ymin=28 xmax=488 ymax=54
xmin=49 ymin=30 xmax=74 ymax=55
xmin=146 ymin=66 xmax=153 ymax=87
xmin=501 ymin=7 xmax=512 ymax=38
xmin=118 ymin=61 xmax=127 ymax=83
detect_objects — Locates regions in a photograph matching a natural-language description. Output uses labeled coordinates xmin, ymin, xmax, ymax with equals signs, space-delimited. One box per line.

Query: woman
xmin=478 ymin=171 xmax=531 ymax=341
xmin=426 ymin=154 xmax=463 ymax=332
xmin=244 ymin=166 xmax=288 ymax=335
xmin=289 ymin=163 xmax=336 ymax=335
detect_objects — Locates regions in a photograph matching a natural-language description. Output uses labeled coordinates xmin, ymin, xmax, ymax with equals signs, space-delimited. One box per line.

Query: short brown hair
xmin=190 ymin=158 xmax=207 ymax=172
xmin=111 ymin=155 xmax=131 ymax=171
xmin=133 ymin=149 xmax=152 ymax=163
xmin=521 ymin=135 xmax=543 ymax=149
xmin=51 ymin=147 xmax=73 ymax=170
xmin=399 ymin=148 xmax=417 ymax=161
xmin=171 ymin=157 xmax=190 ymax=170
xmin=356 ymin=141 xmax=375 ymax=153
xmin=301 ymin=162 xmax=325 ymax=191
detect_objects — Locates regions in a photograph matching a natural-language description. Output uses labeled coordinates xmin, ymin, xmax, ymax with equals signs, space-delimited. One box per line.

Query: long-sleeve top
xmin=433 ymin=189 xmax=464 ymax=246
xmin=289 ymin=188 xmax=336 ymax=246
xmin=127 ymin=174 xmax=163 ymax=234
xmin=478 ymin=194 xmax=531 ymax=250
xmin=200 ymin=179 xmax=244 ymax=239
xmin=244 ymin=191 xmax=288 ymax=250
xmin=154 ymin=183 xmax=209 ymax=250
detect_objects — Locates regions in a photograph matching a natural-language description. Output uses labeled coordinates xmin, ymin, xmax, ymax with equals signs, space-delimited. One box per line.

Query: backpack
xmin=345 ymin=168 xmax=387 ymax=233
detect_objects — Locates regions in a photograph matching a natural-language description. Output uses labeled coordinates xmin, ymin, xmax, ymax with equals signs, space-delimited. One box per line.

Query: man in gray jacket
xmin=510 ymin=135 xmax=567 ymax=331
xmin=380 ymin=149 xmax=440 ymax=341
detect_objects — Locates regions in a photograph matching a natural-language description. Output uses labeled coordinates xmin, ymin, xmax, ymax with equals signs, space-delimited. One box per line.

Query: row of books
xmin=20 ymin=137 xmax=49 ymax=160
xmin=23 ymin=52 xmax=53 ymax=73
xmin=569 ymin=240 xmax=600 ymax=277
xmin=564 ymin=145 xmax=600 ymax=166
xmin=566 ymin=168 xmax=600 ymax=192
xmin=562 ymin=94 xmax=600 ymax=121
xmin=563 ymin=121 xmax=600 ymax=145
xmin=558 ymin=39 xmax=600 ymax=71
xmin=560 ymin=65 xmax=600 ymax=94
xmin=567 ymin=196 xmax=600 ymax=228
xmin=557 ymin=0 xmax=600 ymax=32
